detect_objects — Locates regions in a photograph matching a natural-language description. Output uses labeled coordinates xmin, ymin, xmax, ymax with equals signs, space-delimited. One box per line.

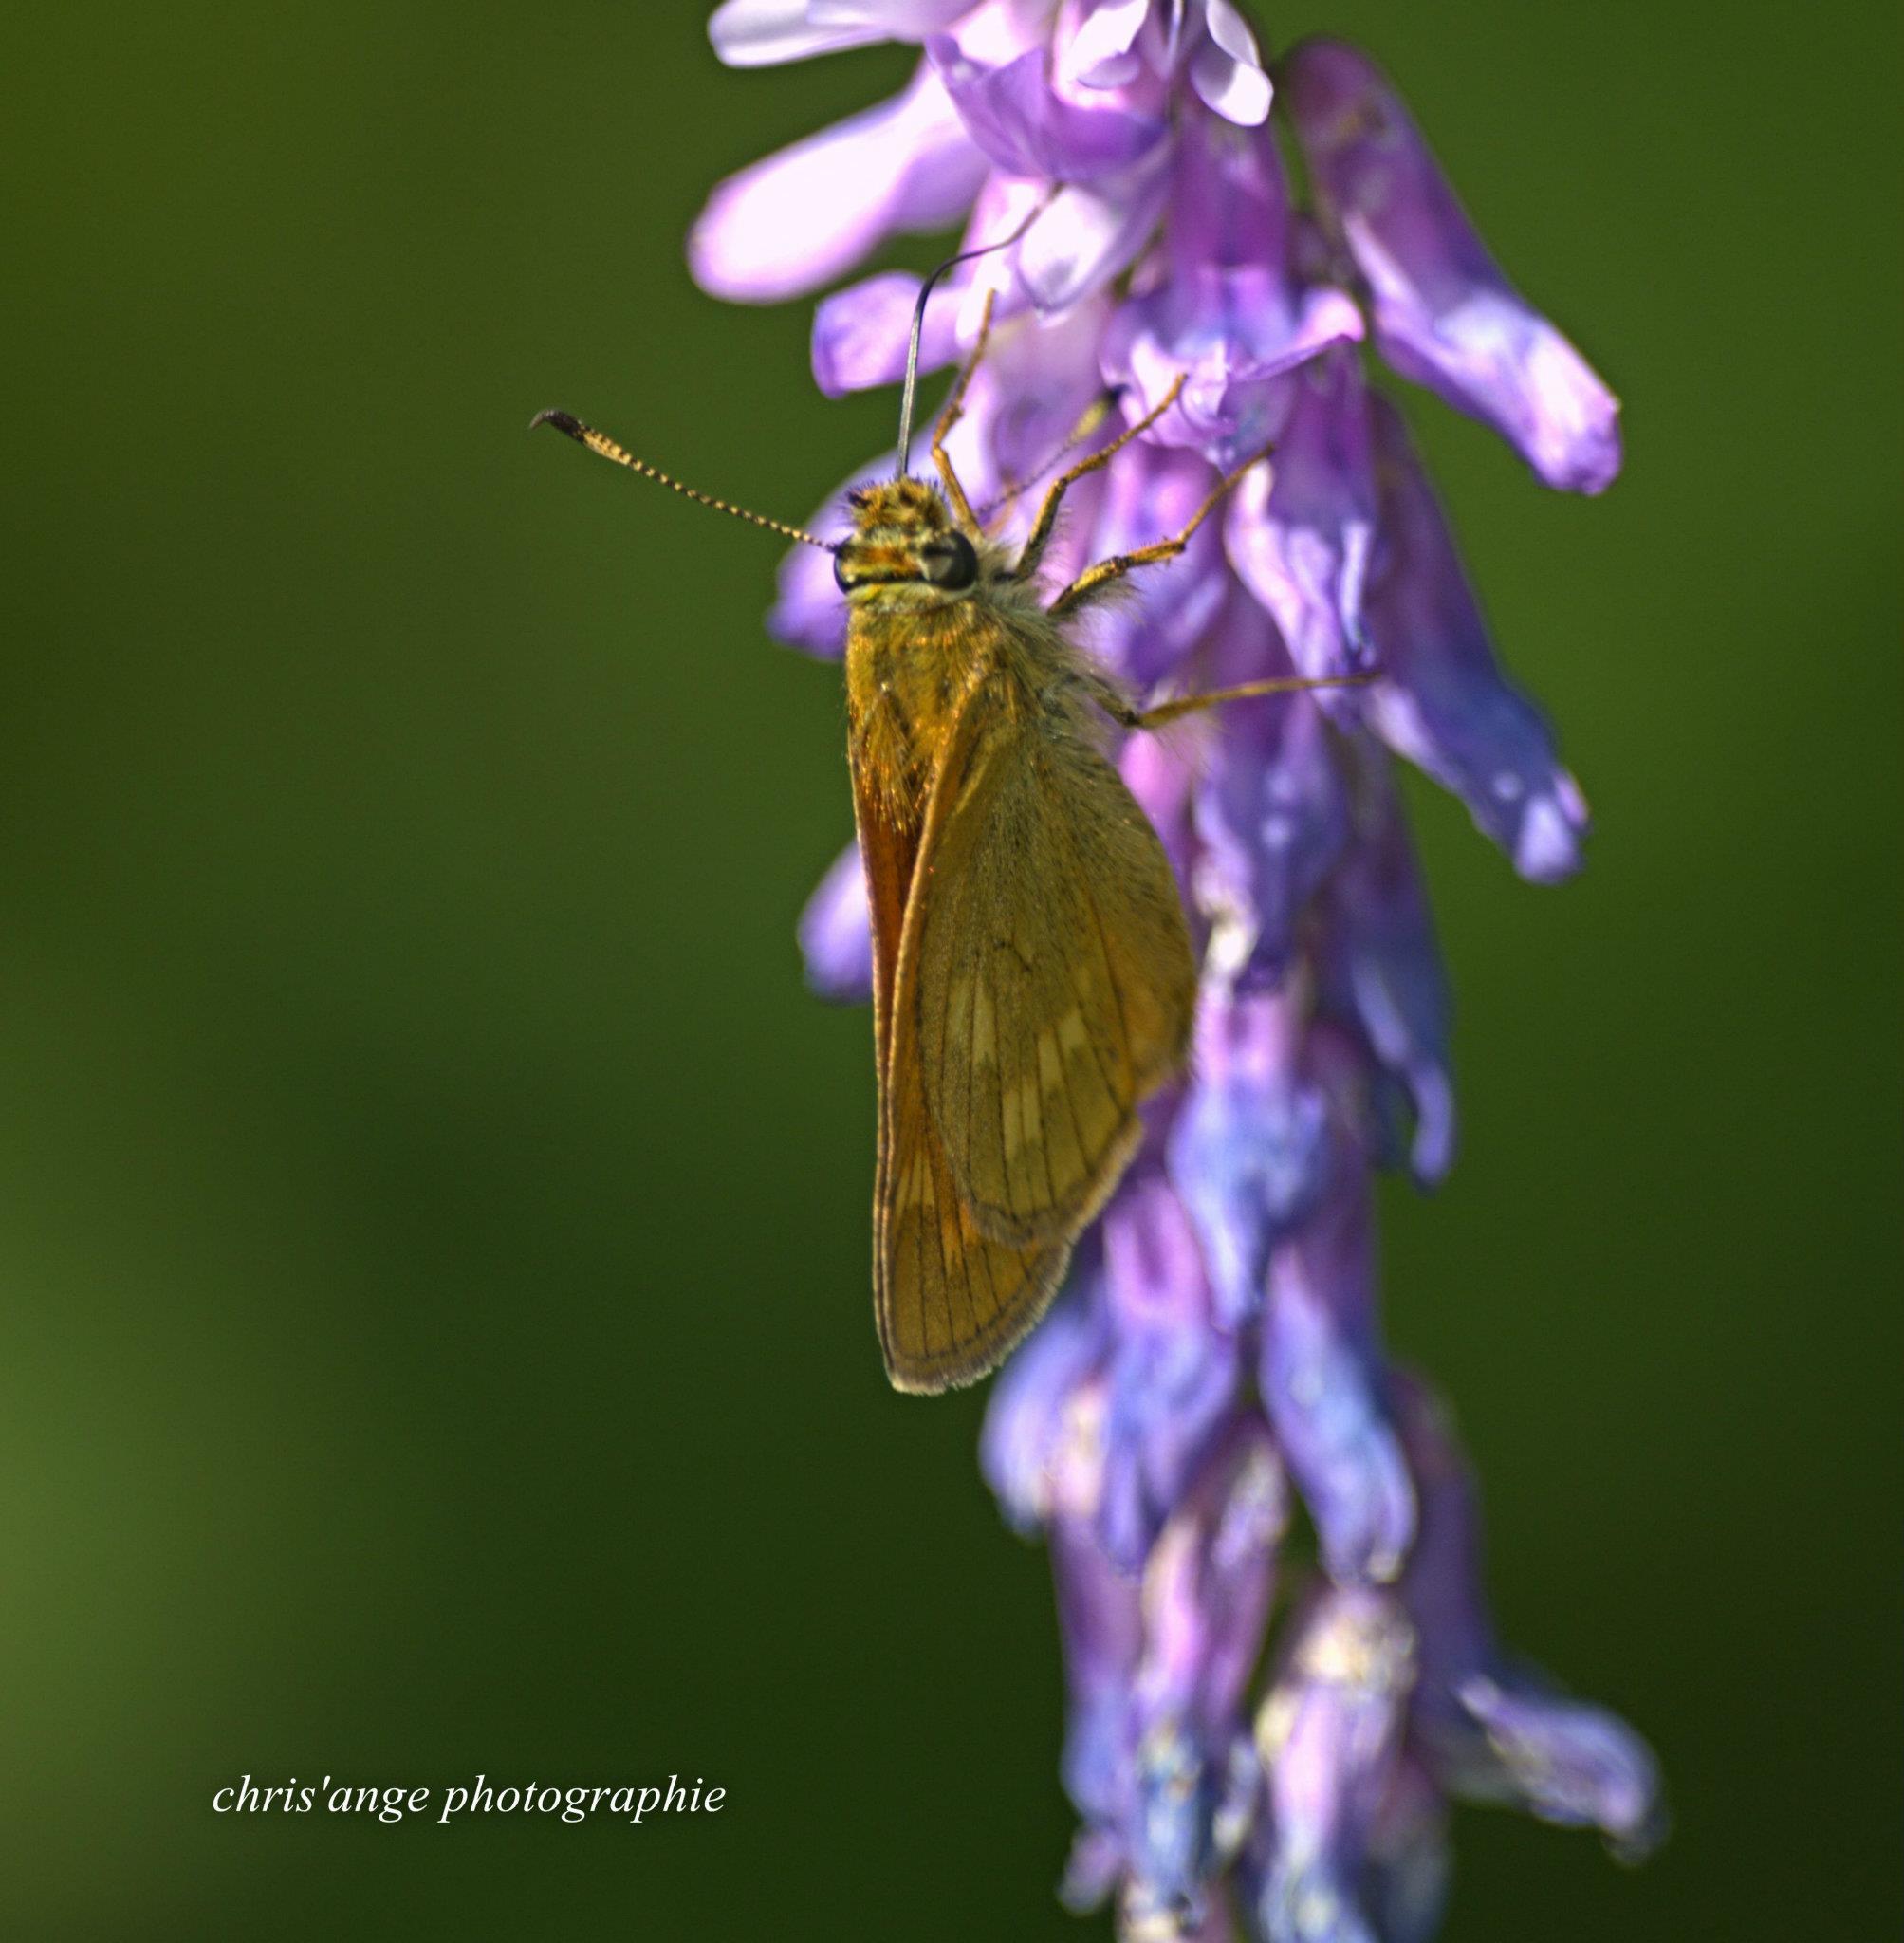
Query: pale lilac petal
xmin=980 ymin=1271 xmax=1111 ymax=1532
xmin=1163 ymin=102 xmax=1292 ymax=273
xmin=809 ymin=0 xmax=976 ymax=29
xmin=1317 ymin=763 xmax=1454 ymax=1185
xmin=1391 ymin=1376 xmax=1666 ymax=1860
xmin=1053 ymin=1499 xmax=1144 ymax=1830
xmin=1284 ymin=39 xmax=1621 ymax=492
xmin=764 ymin=461 xmax=878 ymax=657
xmin=1078 ymin=443 xmax=1229 ymax=687
xmin=810 ymin=175 xmax=1045 ymax=397
xmin=1360 ymin=398 xmax=1589 ymax=880
xmin=708 ymin=0 xmax=884 ymax=66
xmin=1455 ymin=1674 xmax=1667 ymax=1861
xmin=1118 ymin=1430 xmax=1283 ymax=1927
xmin=1188 ymin=0 xmax=1273 ymax=126
xmin=1045 ymin=1367 xmax=1144 ymax=1847
xmin=767 ymin=535 xmax=845 ymax=655
xmin=1262 ymin=1128 xmax=1414 ymax=1584
xmin=1185 ymin=594 xmax=1351 ymax=983
xmin=689 ymin=65 xmax=987 ymax=302
xmin=1224 ymin=350 xmax=1377 ymax=691
xmin=1255 ymin=1587 xmax=1416 ymax=1943
xmin=1119 ymin=730 xmax=1197 ymax=889
xmin=1017 ymin=159 xmax=1172 ymax=312
xmin=1136 ymin=1424 xmax=1286 ymax=1736
xmin=1112 ymin=281 xmax=1363 ymax=467
xmin=967 ymin=286 xmax=1111 ymax=484
xmin=711 ymin=0 xmax=977 ymax=65
xmin=796 ymin=843 xmax=873 ymax=1001
xmin=812 ymin=271 xmax=960 ymax=398
xmin=1065 ymin=0 xmax=1151 ymax=88
xmin=1099 ymin=1172 xmax=1245 ymax=1569
xmin=1169 ymin=990 xmax=1336 ymax=1330
xmin=929 ymin=39 xmax=1165 ymax=180
xmin=1059 ymin=1824 xmax=1124 ymax=1915
xmin=1359 ymin=1758 xmax=1450 ymax=1943
xmin=1389 ymin=1375 xmax=1493 ymax=1686
xmin=1101 ymin=114 xmax=1361 ymax=464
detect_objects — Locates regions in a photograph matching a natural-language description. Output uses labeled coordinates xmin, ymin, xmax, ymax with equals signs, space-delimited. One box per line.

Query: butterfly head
xmin=833 ymin=480 xmax=981 ymax=606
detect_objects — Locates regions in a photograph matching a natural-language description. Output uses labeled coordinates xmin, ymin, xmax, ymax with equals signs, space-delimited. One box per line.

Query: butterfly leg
xmin=1108 ymin=670 xmax=1380 ymax=733
xmin=931 ymin=289 xmax=998 ymax=533
xmin=1014 ymin=375 xmax=1189 ymax=583
xmin=1048 ymin=441 xmax=1270 ymax=620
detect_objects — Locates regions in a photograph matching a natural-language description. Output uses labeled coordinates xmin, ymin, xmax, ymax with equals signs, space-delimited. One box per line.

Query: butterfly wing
xmin=858 ymin=694 xmax=1069 ymax=1394
xmin=872 ymin=679 xmax=1194 ymax=1392
xmin=915 ymin=686 xmax=1196 ymax=1250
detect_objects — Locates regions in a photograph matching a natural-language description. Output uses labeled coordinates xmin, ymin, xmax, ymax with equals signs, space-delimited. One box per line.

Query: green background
xmin=2 ymin=2 xmax=1896 ymax=1936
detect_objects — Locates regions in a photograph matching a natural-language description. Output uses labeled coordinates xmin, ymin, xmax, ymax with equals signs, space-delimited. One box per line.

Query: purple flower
xmin=708 ymin=0 xmax=979 ymax=70
xmin=1282 ymin=39 xmax=1621 ymax=494
xmin=1392 ymin=1375 xmax=1667 ymax=1862
xmin=797 ymin=842 xmax=873 ymax=1001
xmin=1361 ymin=396 xmax=1590 ymax=882
xmin=1257 ymin=1065 xmax=1414 ymax=1589
xmin=693 ymin=3 xmax=1655 ymax=1934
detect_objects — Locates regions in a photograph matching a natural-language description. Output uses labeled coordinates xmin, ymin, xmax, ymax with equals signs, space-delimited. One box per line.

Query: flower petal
xmin=1316 ymin=760 xmax=1455 ymax=1185
xmin=1283 ymin=39 xmax=1621 ymax=492
xmin=1099 ymin=1171 xmax=1245 ymax=1570
xmin=812 ymin=271 xmax=959 ymax=398
xmin=1065 ymin=0 xmax=1151 ymax=89
xmin=708 ymin=0 xmax=884 ymax=66
xmin=1224 ymin=350 xmax=1377 ymax=683
xmin=1455 ymin=1673 xmax=1668 ymax=1862
xmin=808 ymin=0 xmax=976 ymax=29
xmin=1017 ymin=158 xmax=1172 ymax=312
xmin=1360 ymin=1757 xmax=1450 ymax=1943
xmin=810 ymin=174 xmax=1046 ymax=397
xmin=1391 ymin=1375 xmax=1666 ymax=1860
xmin=1137 ymin=1423 xmax=1286 ymax=1736
xmin=796 ymin=843 xmax=873 ymax=1001
xmin=763 ymin=461 xmax=877 ymax=657
xmin=928 ymin=39 xmax=1165 ymax=181
xmin=710 ymin=0 xmax=978 ymax=65
xmin=1185 ymin=594 xmax=1352 ymax=983
xmin=976 ymin=291 xmax=1115 ymax=483
xmin=1189 ymin=0 xmax=1273 ymax=126
xmin=1360 ymin=398 xmax=1590 ymax=880
xmin=1102 ymin=118 xmax=1361 ymax=464
xmin=1078 ymin=444 xmax=1230 ymax=687
xmin=689 ymin=64 xmax=986 ymax=302
xmin=1254 ymin=1587 xmax=1416 ymax=1943
xmin=1169 ymin=990 xmax=1335 ymax=1331
xmin=1118 ymin=1434 xmax=1283 ymax=1927
xmin=979 ymin=1269 xmax=1111 ymax=1532
xmin=1261 ymin=1121 xmax=1414 ymax=1584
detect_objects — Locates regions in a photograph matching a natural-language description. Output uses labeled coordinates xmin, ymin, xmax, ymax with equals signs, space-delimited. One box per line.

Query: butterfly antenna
xmin=531 ymin=410 xmax=835 ymax=550
xmin=894 ymin=197 xmax=1049 ymax=480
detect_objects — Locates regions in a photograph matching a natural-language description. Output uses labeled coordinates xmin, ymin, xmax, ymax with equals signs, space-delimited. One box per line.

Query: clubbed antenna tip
xmin=529 ymin=407 xmax=834 ymax=550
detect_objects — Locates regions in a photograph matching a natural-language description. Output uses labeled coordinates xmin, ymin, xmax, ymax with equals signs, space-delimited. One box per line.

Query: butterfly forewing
xmin=917 ymin=688 xmax=1193 ymax=1249
xmin=864 ymin=678 xmax=1195 ymax=1391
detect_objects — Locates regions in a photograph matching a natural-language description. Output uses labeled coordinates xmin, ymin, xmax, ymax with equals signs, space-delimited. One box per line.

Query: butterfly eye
xmin=921 ymin=530 xmax=979 ymax=591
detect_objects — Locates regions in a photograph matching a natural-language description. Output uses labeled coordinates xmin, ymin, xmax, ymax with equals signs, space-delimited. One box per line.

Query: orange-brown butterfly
xmin=536 ymin=247 xmax=1372 ymax=1394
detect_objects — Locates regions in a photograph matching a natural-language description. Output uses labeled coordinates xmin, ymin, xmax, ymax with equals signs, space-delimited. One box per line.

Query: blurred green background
xmin=1 ymin=2 xmax=1896 ymax=1936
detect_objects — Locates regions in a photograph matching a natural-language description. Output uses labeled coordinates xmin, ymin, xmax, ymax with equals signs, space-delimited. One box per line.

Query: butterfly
xmin=536 ymin=264 xmax=1371 ymax=1393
